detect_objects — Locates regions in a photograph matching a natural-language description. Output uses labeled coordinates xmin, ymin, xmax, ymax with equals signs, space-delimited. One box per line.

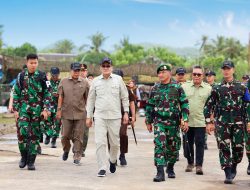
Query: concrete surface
xmin=0 ymin=115 xmax=249 ymax=190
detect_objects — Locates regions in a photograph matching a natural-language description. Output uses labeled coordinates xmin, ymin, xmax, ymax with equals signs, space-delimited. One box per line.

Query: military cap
xmin=176 ymin=67 xmax=186 ymax=74
xmin=221 ymin=60 xmax=234 ymax=69
xmin=70 ymin=62 xmax=81 ymax=71
xmin=157 ymin=63 xmax=172 ymax=74
xmin=242 ymin=75 xmax=249 ymax=79
xmin=100 ymin=57 xmax=112 ymax=65
xmin=205 ymin=70 xmax=216 ymax=76
xmin=80 ymin=64 xmax=87 ymax=70
xmin=50 ymin=67 xmax=60 ymax=75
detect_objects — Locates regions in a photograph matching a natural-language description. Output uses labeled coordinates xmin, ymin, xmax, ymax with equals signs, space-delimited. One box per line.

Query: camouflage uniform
xmin=41 ymin=79 xmax=61 ymax=138
xmin=245 ymin=81 xmax=250 ymax=162
xmin=13 ymin=69 xmax=52 ymax=156
xmin=204 ymin=79 xmax=250 ymax=169
xmin=146 ymin=80 xmax=189 ymax=166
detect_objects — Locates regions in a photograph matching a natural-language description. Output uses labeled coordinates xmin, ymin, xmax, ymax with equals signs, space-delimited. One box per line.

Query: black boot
xmin=44 ymin=135 xmax=50 ymax=145
xmin=224 ymin=167 xmax=233 ymax=184
xmin=37 ymin=145 xmax=42 ymax=155
xmin=19 ymin=151 xmax=27 ymax=168
xmin=166 ymin=163 xmax=176 ymax=178
xmin=27 ymin=154 xmax=36 ymax=170
xmin=119 ymin=153 xmax=127 ymax=166
xmin=231 ymin=163 xmax=237 ymax=179
xmin=51 ymin=137 xmax=57 ymax=148
xmin=247 ymin=162 xmax=250 ymax=175
xmin=153 ymin=166 xmax=165 ymax=182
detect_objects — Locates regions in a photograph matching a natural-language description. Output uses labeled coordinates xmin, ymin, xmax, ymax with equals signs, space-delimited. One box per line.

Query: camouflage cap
xmin=157 ymin=63 xmax=172 ymax=74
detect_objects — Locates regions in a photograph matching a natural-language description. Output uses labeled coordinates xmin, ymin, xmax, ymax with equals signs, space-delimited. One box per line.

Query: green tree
xmin=13 ymin=43 xmax=37 ymax=57
xmin=88 ymin=32 xmax=108 ymax=53
xmin=53 ymin=39 xmax=75 ymax=53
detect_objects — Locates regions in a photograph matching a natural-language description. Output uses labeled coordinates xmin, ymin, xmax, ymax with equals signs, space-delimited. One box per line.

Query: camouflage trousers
xmin=154 ymin=124 xmax=180 ymax=166
xmin=82 ymin=124 xmax=89 ymax=153
xmin=41 ymin=112 xmax=61 ymax=138
xmin=17 ymin=111 xmax=41 ymax=155
xmin=245 ymin=131 xmax=250 ymax=161
xmin=215 ymin=121 xmax=244 ymax=169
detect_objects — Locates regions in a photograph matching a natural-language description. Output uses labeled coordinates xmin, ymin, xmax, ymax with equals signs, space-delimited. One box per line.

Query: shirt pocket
xmin=96 ymin=85 xmax=104 ymax=96
xmin=111 ymin=84 xmax=119 ymax=95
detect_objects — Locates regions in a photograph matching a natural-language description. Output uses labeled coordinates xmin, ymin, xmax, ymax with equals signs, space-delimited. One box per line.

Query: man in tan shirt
xmin=86 ymin=57 xmax=129 ymax=177
xmin=182 ymin=66 xmax=211 ymax=175
xmin=56 ymin=62 xmax=89 ymax=165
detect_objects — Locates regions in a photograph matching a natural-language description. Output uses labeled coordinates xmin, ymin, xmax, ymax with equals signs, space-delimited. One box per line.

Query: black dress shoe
xmin=97 ymin=170 xmax=106 ymax=177
xmin=62 ymin=152 xmax=69 ymax=161
xmin=110 ymin=161 xmax=117 ymax=173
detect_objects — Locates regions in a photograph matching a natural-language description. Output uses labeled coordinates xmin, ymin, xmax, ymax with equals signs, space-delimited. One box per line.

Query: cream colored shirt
xmin=182 ymin=81 xmax=212 ymax=127
xmin=86 ymin=73 xmax=129 ymax=119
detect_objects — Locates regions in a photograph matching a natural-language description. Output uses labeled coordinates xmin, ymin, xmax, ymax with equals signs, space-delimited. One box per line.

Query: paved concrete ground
xmin=0 ymin=115 xmax=249 ymax=190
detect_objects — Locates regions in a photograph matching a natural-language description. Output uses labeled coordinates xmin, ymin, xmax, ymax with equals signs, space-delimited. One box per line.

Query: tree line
xmin=0 ymin=25 xmax=249 ymax=80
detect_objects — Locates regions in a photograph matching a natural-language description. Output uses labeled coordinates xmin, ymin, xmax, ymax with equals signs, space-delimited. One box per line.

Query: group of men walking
xmin=146 ymin=61 xmax=250 ymax=184
xmin=12 ymin=53 xmax=250 ymax=184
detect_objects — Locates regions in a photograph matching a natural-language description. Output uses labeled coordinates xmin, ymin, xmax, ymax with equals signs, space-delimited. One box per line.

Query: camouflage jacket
xmin=204 ymin=79 xmax=250 ymax=124
xmin=13 ymin=69 xmax=53 ymax=114
xmin=50 ymin=79 xmax=60 ymax=110
xmin=145 ymin=80 xmax=189 ymax=126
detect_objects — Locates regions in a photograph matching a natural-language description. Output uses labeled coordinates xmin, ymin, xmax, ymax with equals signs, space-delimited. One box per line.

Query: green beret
xmin=157 ymin=63 xmax=172 ymax=73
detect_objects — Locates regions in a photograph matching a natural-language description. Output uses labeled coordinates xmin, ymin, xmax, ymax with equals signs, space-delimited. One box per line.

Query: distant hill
xmin=139 ymin=43 xmax=199 ymax=59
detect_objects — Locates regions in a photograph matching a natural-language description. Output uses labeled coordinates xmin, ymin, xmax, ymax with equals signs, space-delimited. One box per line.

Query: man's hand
xmin=14 ymin=111 xmax=19 ymax=121
xmin=130 ymin=116 xmax=136 ymax=126
xmin=206 ymin=123 xmax=215 ymax=135
xmin=41 ymin=110 xmax=50 ymax=120
xmin=86 ymin=118 xmax=93 ymax=128
xmin=123 ymin=112 xmax=129 ymax=125
xmin=56 ymin=110 xmax=62 ymax=120
xmin=146 ymin=124 xmax=153 ymax=133
xmin=181 ymin=121 xmax=189 ymax=132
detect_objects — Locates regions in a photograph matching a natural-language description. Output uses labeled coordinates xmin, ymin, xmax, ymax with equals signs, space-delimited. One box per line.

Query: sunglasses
xmin=177 ymin=73 xmax=185 ymax=76
xmin=101 ymin=64 xmax=111 ymax=68
xmin=80 ymin=69 xmax=87 ymax=71
xmin=192 ymin=73 xmax=202 ymax=77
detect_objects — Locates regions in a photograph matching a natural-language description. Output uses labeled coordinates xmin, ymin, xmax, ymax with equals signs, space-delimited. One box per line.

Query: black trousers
xmin=187 ymin=127 xmax=206 ymax=166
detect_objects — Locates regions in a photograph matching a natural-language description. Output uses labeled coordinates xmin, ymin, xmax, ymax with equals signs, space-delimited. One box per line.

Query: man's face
xmin=192 ymin=68 xmax=203 ymax=85
xmin=80 ymin=69 xmax=88 ymax=78
xmin=26 ymin=58 xmax=38 ymax=73
xmin=71 ymin=69 xmax=80 ymax=79
xmin=222 ymin=67 xmax=234 ymax=79
xmin=158 ymin=70 xmax=171 ymax=83
xmin=206 ymin=75 xmax=215 ymax=84
xmin=100 ymin=63 xmax=112 ymax=76
xmin=51 ymin=74 xmax=59 ymax=81
xmin=176 ymin=73 xmax=185 ymax=82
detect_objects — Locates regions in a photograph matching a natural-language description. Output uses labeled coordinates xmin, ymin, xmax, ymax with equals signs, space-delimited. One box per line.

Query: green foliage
xmin=77 ymin=52 xmax=110 ymax=65
xmin=51 ymin=39 xmax=75 ymax=53
xmin=0 ymin=25 xmax=3 ymax=50
xmin=88 ymin=32 xmax=108 ymax=53
xmin=13 ymin=43 xmax=37 ymax=57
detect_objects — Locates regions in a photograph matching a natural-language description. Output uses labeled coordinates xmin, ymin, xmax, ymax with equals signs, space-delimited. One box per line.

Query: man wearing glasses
xmin=86 ymin=57 xmax=129 ymax=177
xmin=204 ymin=60 xmax=250 ymax=184
xmin=56 ymin=62 xmax=89 ymax=165
xmin=182 ymin=66 xmax=212 ymax=175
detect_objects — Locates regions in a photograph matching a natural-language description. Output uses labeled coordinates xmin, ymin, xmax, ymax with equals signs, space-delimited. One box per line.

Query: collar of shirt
xmin=100 ymin=73 xmax=113 ymax=79
xmin=68 ymin=76 xmax=82 ymax=82
xmin=191 ymin=81 xmax=205 ymax=88
xmin=221 ymin=78 xmax=236 ymax=85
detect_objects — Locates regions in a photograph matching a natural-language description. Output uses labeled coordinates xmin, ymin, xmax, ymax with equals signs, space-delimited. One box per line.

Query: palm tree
xmin=88 ymin=32 xmax=108 ymax=53
xmin=54 ymin=39 xmax=75 ymax=54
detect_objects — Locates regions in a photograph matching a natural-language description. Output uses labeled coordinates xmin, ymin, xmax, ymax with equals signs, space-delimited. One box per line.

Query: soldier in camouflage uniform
xmin=145 ymin=63 xmax=189 ymax=182
xmin=245 ymin=79 xmax=250 ymax=175
xmin=42 ymin=67 xmax=61 ymax=148
xmin=13 ymin=54 xmax=52 ymax=170
xmin=204 ymin=60 xmax=250 ymax=184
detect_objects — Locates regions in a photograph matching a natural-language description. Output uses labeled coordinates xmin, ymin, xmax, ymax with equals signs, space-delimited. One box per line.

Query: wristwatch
xmin=124 ymin=111 xmax=129 ymax=114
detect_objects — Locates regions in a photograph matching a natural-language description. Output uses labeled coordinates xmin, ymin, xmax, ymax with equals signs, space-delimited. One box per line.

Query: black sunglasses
xmin=101 ymin=64 xmax=111 ymax=68
xmin=177 ymin=73 xmax=185 ymax=76
xmin=192 ymin=73 xmax=202 ymax=77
